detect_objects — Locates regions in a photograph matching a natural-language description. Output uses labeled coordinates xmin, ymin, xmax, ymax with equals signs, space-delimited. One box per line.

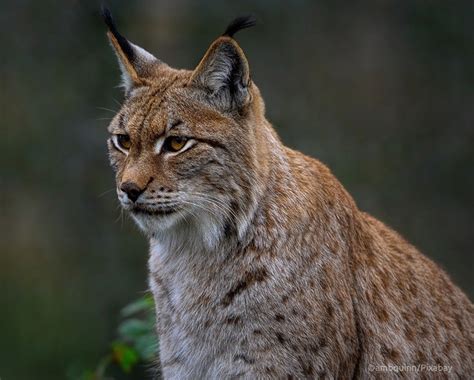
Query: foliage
xmin=73 ymin=294 xmax=158 ymax=380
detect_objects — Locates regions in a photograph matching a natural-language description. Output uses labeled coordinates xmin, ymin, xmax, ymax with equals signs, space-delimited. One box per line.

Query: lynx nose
xmin=120 ymin=181 xmax=144 ymax=203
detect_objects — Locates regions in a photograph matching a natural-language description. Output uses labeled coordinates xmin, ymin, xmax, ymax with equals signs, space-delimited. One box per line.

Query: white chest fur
xmin=147 ymin=232 xmax=264 ymax=379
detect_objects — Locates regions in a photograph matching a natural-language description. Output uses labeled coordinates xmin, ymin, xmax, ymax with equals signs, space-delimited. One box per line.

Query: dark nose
xmin=120 ymin=181 xmax=145 ymax=202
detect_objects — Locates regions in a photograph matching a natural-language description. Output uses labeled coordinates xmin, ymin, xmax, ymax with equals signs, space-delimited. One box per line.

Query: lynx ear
xmin=190 ymin=15 xmax=256 ymax=111
xmin=101 ymin=6 xmax=160 ymax=93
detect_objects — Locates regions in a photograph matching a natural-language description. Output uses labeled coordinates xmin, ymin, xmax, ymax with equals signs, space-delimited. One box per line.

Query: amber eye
xmin=164 ymin=136 xmax=188 ymax=152
xmin=115 ymin=134 xmax=131 ymax=150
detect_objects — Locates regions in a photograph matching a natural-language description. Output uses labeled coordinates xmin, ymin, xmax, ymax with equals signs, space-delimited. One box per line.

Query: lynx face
xmin=104 ymin=11 xmax=260 ymax=239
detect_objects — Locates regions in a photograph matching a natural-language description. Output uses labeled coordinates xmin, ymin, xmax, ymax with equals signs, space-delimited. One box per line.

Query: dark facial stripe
xmin=138 ymin=75 xmax=182 ymax=136
xmin=118 ymin=113 xmax=125 ymax=129
xmin=197 ymin=137 xmax=229 ymax=152
xmin=138 ymin=88 xmax=165 ymax=135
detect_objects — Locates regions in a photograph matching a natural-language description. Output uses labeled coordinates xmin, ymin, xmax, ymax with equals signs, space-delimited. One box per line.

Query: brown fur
xmin=103 ymin=12 xmax=473 ymax=379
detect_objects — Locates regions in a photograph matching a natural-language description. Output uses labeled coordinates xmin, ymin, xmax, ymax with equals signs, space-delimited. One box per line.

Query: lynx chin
xmin=101 ymin=8 xmax=473 ymax=379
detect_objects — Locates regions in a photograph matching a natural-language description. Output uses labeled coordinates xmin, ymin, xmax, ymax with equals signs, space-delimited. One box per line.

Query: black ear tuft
xmin=100 ymin=5 xmax=135 ymax=62
xmin=100 ymin=5 xmax=115 ymax=32
xmin=223 ymin=15 xmax=257 ymax=38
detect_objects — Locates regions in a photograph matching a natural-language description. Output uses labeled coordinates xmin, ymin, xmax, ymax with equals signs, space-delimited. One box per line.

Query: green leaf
xmin=121 ymin=295 xmax=154 ymax=317
xmin=111 ymin=342 xmax=139 ymax=373
xmin=80 ymin=295 xmax=158 ymax=378
xmin=118 ymin=318 xmax=150 ymax=340
xmin=134 ymin=334 xmax=158 ymax=361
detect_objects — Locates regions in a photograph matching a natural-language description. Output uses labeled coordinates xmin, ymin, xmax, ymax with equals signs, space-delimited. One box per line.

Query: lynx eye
xmin=114 ymin=134 xmax=131 ymax=151
xmin=164 ymin=136 xmax=188 ymax=152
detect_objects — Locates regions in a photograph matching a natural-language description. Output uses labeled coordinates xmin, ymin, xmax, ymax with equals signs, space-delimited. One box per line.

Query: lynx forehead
xmin=102 ymin=7 xmax=473 ymax=379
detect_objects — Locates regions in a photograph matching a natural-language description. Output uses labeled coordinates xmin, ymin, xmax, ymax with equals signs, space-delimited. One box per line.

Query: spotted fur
xmin=102 ymin=9 xmax=473 ymax=379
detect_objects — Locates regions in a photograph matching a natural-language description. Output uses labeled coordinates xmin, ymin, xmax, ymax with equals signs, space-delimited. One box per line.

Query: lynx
xmin=101 ymin=8 xmax=473 ymax=379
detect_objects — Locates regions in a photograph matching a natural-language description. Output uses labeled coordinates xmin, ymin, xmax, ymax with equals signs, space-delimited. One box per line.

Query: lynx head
xmin=102 ymin=8 xmax=269 ymax=245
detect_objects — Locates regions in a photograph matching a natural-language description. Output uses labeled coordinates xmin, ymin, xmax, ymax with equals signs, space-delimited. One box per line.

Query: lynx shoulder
xmin=102 ymin=8 xmax=473 ymax=379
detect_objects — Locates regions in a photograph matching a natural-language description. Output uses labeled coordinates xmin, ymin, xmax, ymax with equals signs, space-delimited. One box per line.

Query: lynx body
xmin=102 ymin=9 xmax=473 ymax=379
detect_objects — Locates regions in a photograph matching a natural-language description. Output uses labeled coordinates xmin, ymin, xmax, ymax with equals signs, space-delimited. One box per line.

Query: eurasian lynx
xmin=102 ymin=8 xmax=473 ymax=379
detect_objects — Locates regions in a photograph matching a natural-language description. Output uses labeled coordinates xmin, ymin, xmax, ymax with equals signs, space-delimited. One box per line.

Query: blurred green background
xmin=1 ymin=0 xmax=473 ymax=379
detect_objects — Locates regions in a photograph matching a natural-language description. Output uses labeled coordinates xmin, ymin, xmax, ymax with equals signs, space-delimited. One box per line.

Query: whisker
xmin=112 ymin=98 xmax=122 ymax=108
xmin=114 ymin=206 xmax=123 ymax=223
xmin=196 ymin=200 xmax=236 ymax=218
xmin=179 ymin=198 xmax=237 ymax=222
xmin=97 ymin=106 xmax=118 ymax=114
xmin=183 ymin=193 xmax=239 ymax=220
xmin=98 ymin=188 xmax=116 ymax=198
xmin=178 ymin=200 xmax=217 ymax=219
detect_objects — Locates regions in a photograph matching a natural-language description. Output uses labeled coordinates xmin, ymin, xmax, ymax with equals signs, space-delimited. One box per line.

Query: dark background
xmin=1 ymin=0 xmax=473 ymax=379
